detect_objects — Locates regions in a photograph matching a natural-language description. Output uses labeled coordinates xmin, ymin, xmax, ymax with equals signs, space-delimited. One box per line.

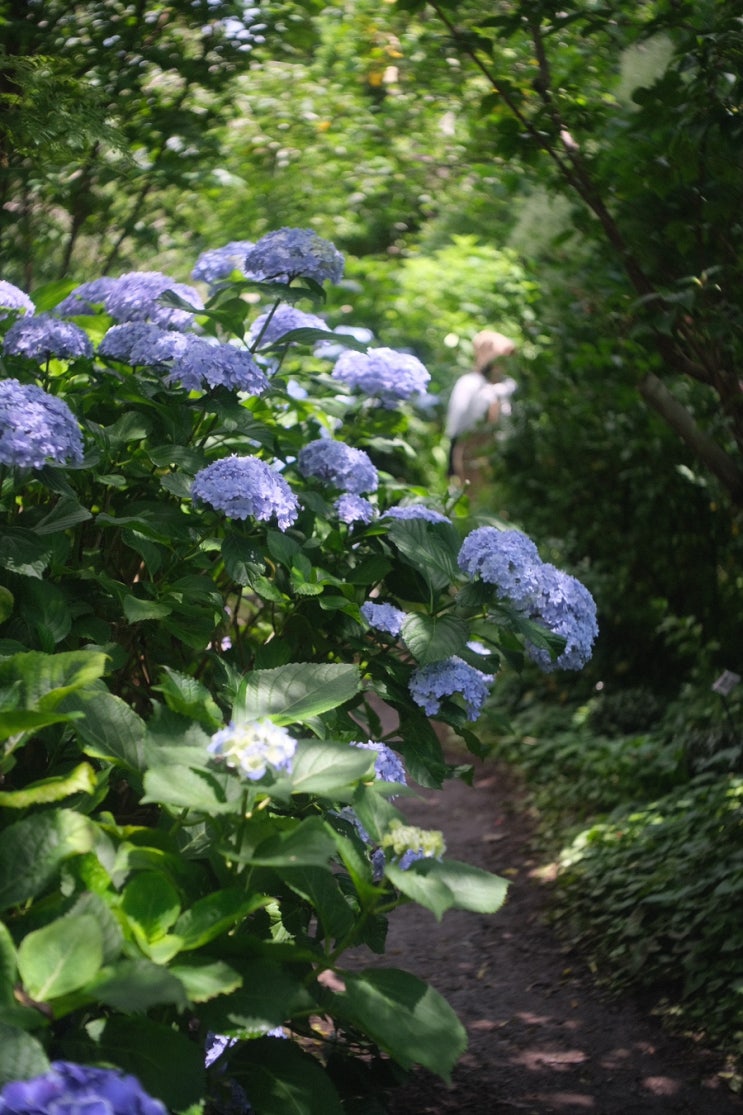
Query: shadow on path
xmin=349 ymin=754 xmax=742 ymax=1115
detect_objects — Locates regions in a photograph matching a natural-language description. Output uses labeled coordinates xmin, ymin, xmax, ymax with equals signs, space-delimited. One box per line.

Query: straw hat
xmin=473 ymin=330 xmax=516 ymax=374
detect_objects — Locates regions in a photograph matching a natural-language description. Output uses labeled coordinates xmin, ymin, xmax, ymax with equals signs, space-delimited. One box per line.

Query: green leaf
xmin=422 ymin=859 xmax=510 ymax=914
xmin=281 ymin=866 xmax=355 ymax=941
xmin=200 ymin=961 xmax=314 ymax=1036
xmin=230 ymin=1036 xmax=344 ymax=1115
xmin=33 ymin=497 xmax=93 ymax=535
xmin=174 ymin=888 xmax=268 ymax=951
xmin=386 ymin=519 xmax=461 ymax=594
xmin=0 ymin=586 xmax=13 ymax=624
xmin=383 ymin=861 xmax=456 ymax=921
xmin=91 ymin=959 xmax=188 ymax=1012
xmin=122 ymin=594 xmax=173 ymax=622
xmin=238 ymin=818 xmax=337 ymax=868
xmin=339 ymin=968 xmax=467 ymax=1079
xmin=0 ymin=528 xmax=52 ymax=578
xmin=142 ymin=764 xmax=240 ymax=814
xmin=222 ymin=534 xmax=264 ymax=586
xmin=285 ymin=740 xmax=374 ymax=797
xmin=154 ymin=667 xmax=223 ymax=730
xmin=236 ymin=662 xmax=361 ymax=725
xmin=402 ymin=613 xmax=470 ymax=665
xmin=68 ymin=689 xmax=146 ymax=772
xmin=0 ymin=761 xmax=96 ymax=808
xmin=120 ymin=872 xmax=182 ymax=941
xmin=0 ymin=649 xmax=107 ymax=711
xmin=168 ymin=959 xmax=242 ymax=1003
xmin=0 ymin=809 xmax=95 ymax=910
xmin=0 ymin=1022 xmax=50 ymax=1088
xmin=98 ymin=1016 xmax=205 ymax=1111
xmin=17 ymin=914 xmax=104 ymax=1001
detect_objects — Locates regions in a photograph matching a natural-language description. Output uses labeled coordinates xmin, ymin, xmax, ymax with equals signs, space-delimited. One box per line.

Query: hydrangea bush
xmin=0 ymin=229 xmax=597 ymax=1114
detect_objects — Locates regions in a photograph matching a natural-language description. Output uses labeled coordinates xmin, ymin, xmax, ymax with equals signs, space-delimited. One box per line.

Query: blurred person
xmin=445 ymin=330 xmax=517 ymax=486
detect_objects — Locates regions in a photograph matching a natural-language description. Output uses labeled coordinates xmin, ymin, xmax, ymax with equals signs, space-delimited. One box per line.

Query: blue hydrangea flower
xmin=457 ymin=526 xmax=543 ymax=610
xmin=335 ymin=493 xmax=375 ymax=524
xmin=361 ymin=600 xmax=406 ymax=637
xmin=192 ymin=455 xmax=299 ymax=530
xmin=104 ymin=271 xmax=204 ymax=330
xmin=0 ymin=279 xmax=34 ymax=318
xmin=54 ymin=277 xmax=118 ymax=317
xmin=0 ymin=1060 xmax=167 ymax=1115
xmin=0 ymin=379 xmax=83 ymax=469
xmin=381 ymin=819 xmax=446 ymax=870
xmin=383 ymin=505 xmax=451 ymax=525
xmin=297 ymin=439 xmax=378 ymax=494
xmin=408 ymin=655 xmax=494 ymax=720
xmin=98 ymin=322 xmax=190 ymax=365
xmin=165 ymin=337 xmax=269 ymax=393
xmin=353 ymin=740 xmax=407 ymax=787
xmin=208 ymin=718 xmax=297 ymax=780
xmin=242 ymin=228 xmax=344 ymax=284
xmin=3 ymin=314 xmax=93 ymax=361
xmin=192 ymin=240 xmax=255 ymax=284
xmin=524 ymin=563 xmax=598 ymax=672
xmin=332 ymin=347 xmax=430 ymax=406
xmin=248 ymin=304 xmax=327 ymax=349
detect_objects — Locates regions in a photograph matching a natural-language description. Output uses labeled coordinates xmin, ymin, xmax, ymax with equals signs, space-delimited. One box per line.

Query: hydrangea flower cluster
xmin=408 ymin=655 xmax=494 ymax=721
xmin=103 ymin=271 xmax=203 ymax=330
xmin=361 ymin=600 xmax=406 ymax=638
xmin=522 ymin=563 xmax=599 ymax=672
xmin=99 ymin=322 xmax=191 ymax=365
xmin=383 ymin=505 xmax=451 ymax=525
xmin=381 ymin=819 xmax=446 ymax=871
xmin=208 ymin=718 xmax=297 ymax=780
xmin=192 ymin=240 xmax=254 ymax=285
xmin=334 ymin=493 xmax=375 ymax=524
xmin=0 ymin=279 xmax=34 ymax=318
xmin=192 ymin=455 xmax=299 ymax=530
xmin=457 ymin=526 xmax=543 ymax=610
xmin=55 ymin=277 xmax=118 ymax=317
xmin=248 ymin=304 xmax=327 ymax=349
xmin=0 ymin=379 xmax=83 ymax=469
xmin=0 ymin=1061 xmax=167 ymax=1115
xmin=332 ymin=347 xmax=430 ymax=406
xmin=165 ymin=337 xmax=269 ymax=393
xmin=3 ymin=314 xmax=93 ymax=361
xmin=353 ymin=740 xmax=407 ymax=788
xmin=297 ymin=439 xmax=378 ymax=494
xmin=457 ymin=525 xmax=598 ymax=670
xmin=242 ymin=227 xmax=344 ymax=285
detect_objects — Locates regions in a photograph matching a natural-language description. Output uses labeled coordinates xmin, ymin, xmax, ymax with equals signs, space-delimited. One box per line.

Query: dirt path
xmin=356 ymin=756 xmax=743 ymax=1115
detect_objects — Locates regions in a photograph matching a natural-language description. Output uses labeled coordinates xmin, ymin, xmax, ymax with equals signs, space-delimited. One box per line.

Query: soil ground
xmin=350 ymin=754 xmax=743 ymax=1115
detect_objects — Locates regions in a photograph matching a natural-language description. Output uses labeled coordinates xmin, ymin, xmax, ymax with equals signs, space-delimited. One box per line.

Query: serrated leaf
xmin=386 ymin=519 xmax=461 ymax=594
xmin=402 ymin=614 xmax=470 ymax=665
xmin=0 ymin=1023 xmax=50 ymax=1088
xmin=155 ymin=667 xmax=222 ymax=729
xmin=286 ymin=740 xmax=374 ymax=797
xmin=33 ymin=497 xmax=93 ymax=535
xmin=0 ymin=761 xmax=96 ymax=808
xmin=120 ymin=872 xmax=181 ymax=941
xmin=67 ymin=689 xmax=146 ymax=772
xmin=122 ymin=595 xmax=172 ymax=622
xmin=338 ymin=968 xmax=467 ymax=1080
xmin=0 ymin=528 xmax=52 ymax=577
xmin=91 ymin=959 xmax=188 ymax=1012
xmin=232 ymin=817 xmax=336 ymax=868
xmin=174 ymin=888 xmax=268 ymax=951
xmin=230 ymin=1036 xmax=344 ymax=1115
xmin=18 ymin=914 xmax=103 ymax=1001
xmin=98 ymin=1016 xmax=205 ymax=1110
xmin=0 ymin=809 xmax=95 ymax=910
xmin=199 ymin=961 xmax=313 ymax=1036
xmin=236 ymin=662 xmax=361 ymax=725
xmin=142 ymin=764 xmax=240 ymax=814
xmin=168 ymin=959 xmax=242 ymax=1003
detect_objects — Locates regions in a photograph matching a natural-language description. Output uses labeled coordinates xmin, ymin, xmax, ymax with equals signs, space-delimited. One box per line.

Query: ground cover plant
xmin=489 ymin=673 xmax=743 ymax=1068
xmin=0 ymin=232 xmax=598 ymax=1114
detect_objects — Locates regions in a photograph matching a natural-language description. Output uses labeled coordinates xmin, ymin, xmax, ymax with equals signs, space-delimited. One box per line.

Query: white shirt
xmin=445 ymin=372 xmax=501 ymax=439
